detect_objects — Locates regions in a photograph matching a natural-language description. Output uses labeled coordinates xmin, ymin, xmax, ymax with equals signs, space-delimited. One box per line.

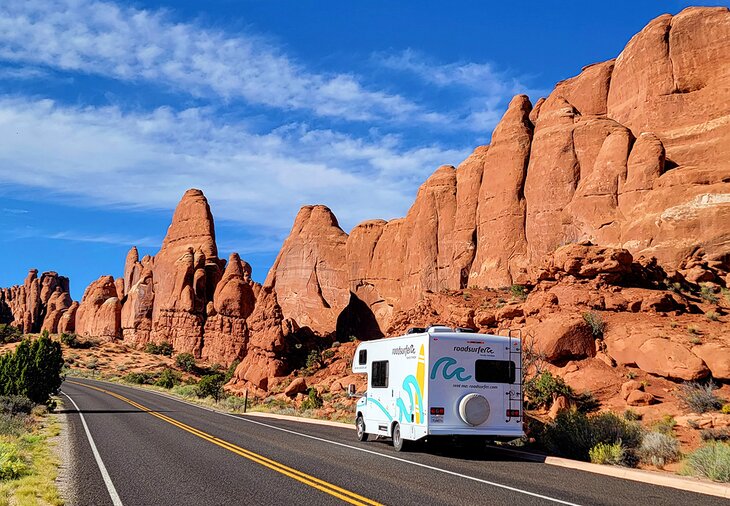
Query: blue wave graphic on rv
xmin=430 ymin=357 xmax=472 ymax=382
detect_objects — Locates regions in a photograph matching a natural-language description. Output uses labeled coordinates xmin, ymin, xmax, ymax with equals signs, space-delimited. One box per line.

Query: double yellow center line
xmin=68 ymin=381 xmax=381 ymax=506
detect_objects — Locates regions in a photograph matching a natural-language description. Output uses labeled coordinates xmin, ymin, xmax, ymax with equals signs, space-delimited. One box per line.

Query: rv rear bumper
xmin=427 ymin=427 xmax=524 ymax=438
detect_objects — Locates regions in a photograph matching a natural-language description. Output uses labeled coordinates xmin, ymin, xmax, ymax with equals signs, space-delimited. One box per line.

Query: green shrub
xmin=171 ymin=384 xmax=198 ymax=399
xmin=196 ymin=374 xmax=225 ymax=401
xmin=0 ymin=442 xmax=28 ymax=479
xmin=0 ymin=396 xmax=35 ymax=415
xmin=543 ymin=410 xmax=643 ymax=462
xmin=60 ymin=333 xmax=79 ymax=348
xmin=589 ymin=442 xmax=625 ymax=465
xmin=0 ymin=325 xmax=22 ymax=344
xmin=322 ymin=349 xmax=335 ymax=360
xmin=510 ymin=284 xmax=529 ymax=301
xmin=301 ymin=388 xmax=323 ymax=411
xmin=623 ymin=409 xmax=642 ymax=421
xmin=0 ymin=336 xmax=64 ymax=406
xmin=582 ymin=311 xmax=606 ymax=338
xmin=144 ymin=341 xmax=174 ymax=356
xmin=305 ymin=350 xmax=323 ymax=371
xmin=175 ymin=353 xmax=196 ymax=372
xmin=639 ymin=432 xmax=681 ymax=468
xmin=123 ymin=372 xmax=152 ymax=385
xmin=722 ymin=404 xmax=730 ymax=415
xmin=652 ymin=415 xmax=677 ymax=435
xmin=0 ymin=413 xmax=29 ymax=437
xmin=678 ymin=381 xmax=724 ymax=413
xmin=225 ymin=396 xmax=247 ymax=412
xmin=155 ymin=368 xmax=181 ymax=389
xmin=700 ymin=284 xmax=719 ymax=304
xmin=683 ymin=442 xmax=730 ymax=482
xmin=524 ymin=372 xmax=574 ymax=410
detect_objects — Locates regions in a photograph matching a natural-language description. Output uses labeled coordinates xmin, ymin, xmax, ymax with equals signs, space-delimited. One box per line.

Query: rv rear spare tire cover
xmin=458 ymin=393 xmax=490 ymax=426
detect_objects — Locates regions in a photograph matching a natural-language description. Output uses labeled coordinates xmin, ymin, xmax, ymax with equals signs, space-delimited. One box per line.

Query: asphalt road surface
xmin=60 ymin=378 xmax=724 ymax=506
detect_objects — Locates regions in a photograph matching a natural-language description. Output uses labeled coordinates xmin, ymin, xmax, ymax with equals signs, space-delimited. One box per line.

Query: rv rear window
xmin=371 ymin=361 xmax=389 ymax=388
xmin=358 ymin=350 xmax=367 ymax=365
xmin=475 ymin=360 xmax=516 ymax=384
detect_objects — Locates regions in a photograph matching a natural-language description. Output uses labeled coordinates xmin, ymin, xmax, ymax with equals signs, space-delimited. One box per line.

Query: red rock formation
xmin=75 ymin=275 xmax=121 ymax=341
xmin=0 ymin=270 xmax=73 ymax=334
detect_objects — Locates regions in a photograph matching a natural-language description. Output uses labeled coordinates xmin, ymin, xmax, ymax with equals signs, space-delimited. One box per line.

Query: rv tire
xmin=356 ymin=415 xmax=368 ymax=442
xmin=392 ymin=422 xmax=409 ymax=452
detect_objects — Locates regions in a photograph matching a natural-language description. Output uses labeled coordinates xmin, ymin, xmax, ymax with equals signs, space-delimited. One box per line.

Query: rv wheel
xmin=392 ymin=423 xmax=409 ymax=452
xmin=356 ymin=415 xmax=368 ymax=442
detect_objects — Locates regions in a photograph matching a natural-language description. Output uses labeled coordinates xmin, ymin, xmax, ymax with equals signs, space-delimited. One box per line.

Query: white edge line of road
xmin=61 ymin=391 xmax=124 ymax=506
xmin=75 ymin=379 xmax=580 ymax=506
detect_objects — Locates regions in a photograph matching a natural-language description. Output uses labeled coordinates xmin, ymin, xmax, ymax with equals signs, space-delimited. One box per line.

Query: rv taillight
xmin=430 ymin=407 xmax=445 ymax=415
xmin=506 ymin=409 xmax=520 ymax=417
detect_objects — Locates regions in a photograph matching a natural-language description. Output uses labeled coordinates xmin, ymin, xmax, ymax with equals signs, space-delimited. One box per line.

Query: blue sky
xmin=0 ymin=0 xmax=719 ymax=300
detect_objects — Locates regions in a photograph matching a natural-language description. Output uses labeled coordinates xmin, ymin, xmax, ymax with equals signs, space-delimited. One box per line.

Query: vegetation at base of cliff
xmin=143 ymin=342 xmax=173 ymax=357
xmin=0 ymin=397 xmax=63 ymax=506
xmin=0 ymin=334 xmax=64 ymax=407
xmin=582 ymin=311 xmax=606 ymax=338
xmin=682 ymin=442 xmax=730 ymax=482
xmin=677 ymin=381 xmax=724 ymax=413
xmin=175 ymin=353 xmax=196 ymax=372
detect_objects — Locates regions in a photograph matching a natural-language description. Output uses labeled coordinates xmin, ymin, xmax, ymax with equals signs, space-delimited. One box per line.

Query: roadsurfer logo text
xmin=392 ymin=345 xmax=416 ymax=356
xmin=453 ymin=345 xmax=494 ymax=354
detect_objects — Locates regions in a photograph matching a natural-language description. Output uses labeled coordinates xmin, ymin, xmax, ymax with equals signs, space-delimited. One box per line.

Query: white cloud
xmin=0 ymin=97 xmax=469 ymax=236
xmin=377 ymin=49 xmax=546 ymax=132
xmin=0 ymin=0 xmax=444 ymax=124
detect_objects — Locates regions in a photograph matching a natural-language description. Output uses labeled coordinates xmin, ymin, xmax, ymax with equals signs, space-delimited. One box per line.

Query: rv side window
xmin=358 ymin=350 xmax=367 ymax=365
xmin=475 ymin=360 xmax=516 ymax=384
xmin=371 ymin=361 xmax=389 ymax=388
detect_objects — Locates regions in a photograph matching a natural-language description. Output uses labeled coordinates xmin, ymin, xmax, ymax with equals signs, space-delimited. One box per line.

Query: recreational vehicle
xmin=350 ymin=326 xmax=523 ymax=451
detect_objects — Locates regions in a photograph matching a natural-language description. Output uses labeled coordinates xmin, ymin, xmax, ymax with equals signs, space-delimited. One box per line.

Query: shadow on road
xmin=363 ymin=437 xmax=546 ymax=463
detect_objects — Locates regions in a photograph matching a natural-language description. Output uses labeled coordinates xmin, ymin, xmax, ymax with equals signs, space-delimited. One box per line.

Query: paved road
xmin=60 ymin=378 xmax=724 ymax=506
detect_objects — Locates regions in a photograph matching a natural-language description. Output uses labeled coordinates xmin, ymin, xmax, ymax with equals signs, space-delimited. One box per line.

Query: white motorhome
xmin=351 ymin=326 xmax=523 ymax=451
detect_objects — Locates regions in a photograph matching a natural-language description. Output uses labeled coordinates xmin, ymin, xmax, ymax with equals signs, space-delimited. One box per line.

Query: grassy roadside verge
xmin=0 ymin=401 xmax=63 ymax=506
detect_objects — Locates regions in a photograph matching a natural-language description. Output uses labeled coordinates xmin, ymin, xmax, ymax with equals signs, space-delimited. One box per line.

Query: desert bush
xmin=701 ymin=428 xmax=730 ymax=443
xmin=175 ymin=353 xmax=196 ymax=372
xmin=510 ymin=284 xmax=528 ymax=301
xmin=144 ymin=341 xmax=173 ymax=356
xmin=0 ymin=325 xmax=22 ymax=344
xmin=300 ymin=388 xmax=324 ymax=411
xmin=706 ymin=311 xmax=720 ymax=321
xmin=652 ymin=415 xmax=677 ymax=435
xmin=700 ymin=284 xmax=719 ymax=304
xmin=155 ymin=368 xmax=181 ymax=389
xmin=0 ymin=396 xmax=34 ymax=416
xmin=122 ymin=372 xmax=152 ymax=385
xmin=0 ymin=335 xmax=64 ymax=406
xmin=196 ymin=374 xmax=225 ymax=401
xmin=0 ymin=441 xmax=28 ymax=479
xmin=683 ymin=442 xmax=730 ymax=482
xmin=638 ymin=432 xmax=681 ymax=468
xmin=687 ymin=325 xmax=700 ymax=335
xmin=524 ymin=371 xmax=573 ymax=410
xmin=0 ymin=413 xmax=29 ymax=437
xmin=172 ymin=384 xmax=198 ymax=399
xmin=543 ymin=410 xmax=642 ymax=462
xmin=722 ymin=404 xmax=730 ymax=415
xmin=623 ymin=409 xmax=642 ymax=421
xmin=589 ymin=442 xmax=625 ymax=465
xmin=582 ymin=311 xmax=606 ymax=338
xmin=677 ymin=381 xmax=724 ymax=413
xmin=60 ymin=333 xmax=79 ymax=348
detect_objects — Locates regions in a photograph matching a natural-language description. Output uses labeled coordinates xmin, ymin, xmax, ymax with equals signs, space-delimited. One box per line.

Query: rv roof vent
xmin=407 ymin=327 xmax=427 ymax=335
xmin=455 ymin=327 xmax=476 ymax=333
xmin=427 ymin=325 xmax=453 ymax=333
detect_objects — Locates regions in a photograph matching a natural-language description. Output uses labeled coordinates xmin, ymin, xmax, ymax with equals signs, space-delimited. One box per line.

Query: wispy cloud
xmin=46 ymin=230 xmax=162 ymax=248
xmin=0 ymin=0 xmax=446 ymax=124
xmin=376 ymin=49 xmax=546 ymax=132
xmin=0 ymin=97 xmax=469 ymax=234
xmin=1 ymin=207 xmax=29 ymax=214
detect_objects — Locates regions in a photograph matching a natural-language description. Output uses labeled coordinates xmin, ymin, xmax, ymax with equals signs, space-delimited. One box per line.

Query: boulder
xmin=284 ymin=377 xmax=308 ymax=397
xmin=691 ymin=343 xmax=730 ymax=380
xmin=531 ymin=316 xmax=596 ymax=363
xmin=635 ymin=339 xmax=710 ymax=381
xmin=626 ymin=390 xmax=656 ymax=406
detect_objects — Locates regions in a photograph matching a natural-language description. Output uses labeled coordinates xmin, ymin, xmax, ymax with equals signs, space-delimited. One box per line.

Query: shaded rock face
xmin=0 ymin=270 xmax=73 ymax=333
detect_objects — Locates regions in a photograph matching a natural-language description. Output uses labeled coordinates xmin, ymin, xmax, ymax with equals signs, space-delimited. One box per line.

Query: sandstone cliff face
xmin=267 ymin=7 xmax=730 ymax=337
xmin=76 ymin=275 xmax=121 ymax=341
xmin=0 ymin=270 xmax=73 ymax=334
